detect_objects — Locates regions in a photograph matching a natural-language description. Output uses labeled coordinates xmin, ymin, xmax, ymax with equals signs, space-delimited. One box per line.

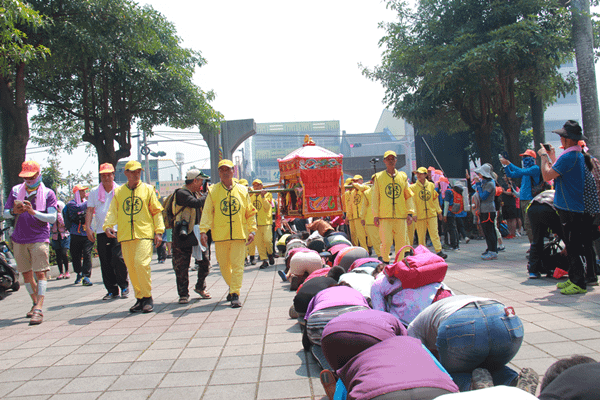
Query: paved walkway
xmin=0 ymin=235 xmax=599 ymax=399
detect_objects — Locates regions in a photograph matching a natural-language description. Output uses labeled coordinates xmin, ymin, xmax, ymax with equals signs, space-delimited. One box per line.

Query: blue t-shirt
xmin=553 ymin=151 xmax=585 ymax=213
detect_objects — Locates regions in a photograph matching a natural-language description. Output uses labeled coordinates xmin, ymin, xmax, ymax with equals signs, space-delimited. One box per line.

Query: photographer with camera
xmin=171 ymin=169 xmax=211 ymax=304
xmin=64 ymin=184 xmax=93 ymax=286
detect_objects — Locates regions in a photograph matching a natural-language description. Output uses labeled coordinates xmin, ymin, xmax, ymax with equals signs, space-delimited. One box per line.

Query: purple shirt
xmin=322 ymin=309 xmax=406 ymax=341
xmin=304 ymin=286 xmax=369 ymax=320
xmin=337 ymin=336 xmax=459 ymax=400
xmin=4 ymin=185 xmax=58 ymax=244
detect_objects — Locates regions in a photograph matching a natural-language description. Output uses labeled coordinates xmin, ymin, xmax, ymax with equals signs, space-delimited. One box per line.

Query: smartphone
xmin=498 ymin=154 xmax=504 ymax=160
xmin=543 ymin=143 xmax=551 ymax=151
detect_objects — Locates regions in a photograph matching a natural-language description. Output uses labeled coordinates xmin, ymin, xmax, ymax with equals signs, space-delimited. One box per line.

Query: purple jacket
xmin=337 ymin=336 xmax=459 ymax=400
xmin=304 ymin=286 xmax=369 ymax=320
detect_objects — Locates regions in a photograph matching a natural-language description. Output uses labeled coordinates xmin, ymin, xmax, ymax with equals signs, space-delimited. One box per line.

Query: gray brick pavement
xmin=0 ymin=235 xmax=598 ymax=399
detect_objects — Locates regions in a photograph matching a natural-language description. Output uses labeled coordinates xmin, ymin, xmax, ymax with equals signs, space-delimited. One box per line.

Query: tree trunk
xmin=497 ymin=113 xmax=524 ymax=164
xmin=571 ymin=0 xmax=600 ymax=156
xmin=530 ymin=91 xmax=545 ymax=166
xmin=472 ymin=126 xmax=493 ymax=166
xmin=0 ymin=64 xmax=30 ymax=203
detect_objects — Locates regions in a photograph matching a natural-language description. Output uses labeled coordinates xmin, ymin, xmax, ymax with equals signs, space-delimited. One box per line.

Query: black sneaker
xmin=259 ymin=261 xmax=268 ymax=269
xmin=250 ymin=256 xmax=256 ymax=265
xmin=230 ymin=293 xmax=241 ymax=308
xmin=142 ymin=297 xmax=154 ymax=313
xmin=268 ymin=254 xmax=275 ymax=265
xmin=437 ymin=251 xmax=448 ymax=259
xmin=226 ymin=293 xmax=232 ymax=301
xmin=586 ymin=277 xmax=599 ymax=286
xmin=129 ymin=298 xmax=143 ymax=313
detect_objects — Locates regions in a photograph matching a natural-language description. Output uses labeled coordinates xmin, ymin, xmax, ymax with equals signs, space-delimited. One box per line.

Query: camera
xmin=176 ymin=220 xmax=189 ymax=238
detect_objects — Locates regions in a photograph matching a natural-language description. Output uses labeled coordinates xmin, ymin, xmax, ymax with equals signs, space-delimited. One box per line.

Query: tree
xmin=364 ymin=0 xmax=575 ymax=164
xmin=0 ymin=0 xmax=49 ymax=200
xmin=41 ymin=156 xmax=63 ymax=193
xmin=27 ymin=0 xmax=221 ymax=168
xmin=566 ymin=0 xmax=600 ymax=156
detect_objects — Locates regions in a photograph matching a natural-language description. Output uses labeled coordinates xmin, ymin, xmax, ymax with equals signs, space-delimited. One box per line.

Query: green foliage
xmin=30 ymin=119 xmax=84 ymax=157
xmin=365 ymin=0 xmax=576 ymax=163
xmin=26 ymin=0 xmax=222 ymax=164
xmin=0 ymin=0 xmax=50 ymax=75
xmin=41 ymin=156 xmax=64 ymax=193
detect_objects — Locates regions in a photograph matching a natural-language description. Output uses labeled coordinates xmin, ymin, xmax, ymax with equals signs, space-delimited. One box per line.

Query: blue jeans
xmin=436 ymin=301 xmax=523 ymax=374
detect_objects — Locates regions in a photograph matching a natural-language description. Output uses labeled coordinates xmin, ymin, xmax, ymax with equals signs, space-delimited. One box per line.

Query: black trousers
xmin=557 ymin=210 xmax=593 ymax=289
xmin=527 ymin=203 xmax=563 ymax=275
xmin=444 ymin=214 xmax=459 ymax=248
xmin=480 ymin=212 xmax=497 ymax=253
xmin=97 ymin=233 xmax=128 ymax=294
xmin=70 ymin=235 xmax=93 ymax=277
xmin=172 ymin=244 xmax=210 ymax=297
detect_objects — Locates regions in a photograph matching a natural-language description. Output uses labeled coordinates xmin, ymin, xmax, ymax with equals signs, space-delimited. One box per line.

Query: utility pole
xmin=143 ymin=130 xmax=150 ymax=184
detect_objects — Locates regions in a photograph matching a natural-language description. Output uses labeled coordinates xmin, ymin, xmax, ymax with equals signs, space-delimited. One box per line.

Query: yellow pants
xmin=365 ymin=224 xmax=381 ymax=257
xmin=215 ymin=240 xmax=246 ymax=294
xmin=350 ymin=219 xmax=369 ymax=251
xmin=252 ymin=225 xmax=273 ymax=260
xmin=416 ymin=217 xmax=442 ymax=253
xmin=378 ymin=218 xmax=409 ymax=263
xmin=121 ymin=239 xmax=152 ymax=298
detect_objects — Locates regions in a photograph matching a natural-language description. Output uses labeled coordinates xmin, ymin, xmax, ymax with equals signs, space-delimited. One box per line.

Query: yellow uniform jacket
xmin=360 ymin=187 xmax=375 ymax=225
xmin=343 ymin=190 xmax=351 ymax=217
xmin=409 ymin=180 xmax=442 ymax=219
xmin=349 ymin=183 xmax=369 ymax=221
xmin=372 ymin=170 xmax=415 ymax=219
xmin=103 ymin=181 xmax=164 ymax=242
xmin=199 ymin=182 xmax=257 ymax=242
xmin=250 ymin=192 xmax=273 ymax=226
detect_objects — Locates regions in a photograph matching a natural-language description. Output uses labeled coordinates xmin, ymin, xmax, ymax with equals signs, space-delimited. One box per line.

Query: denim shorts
xmin=435 ymin=301 xmax=524 ymax=373
xmin=51 ymin=235 xmax=71 ymax=250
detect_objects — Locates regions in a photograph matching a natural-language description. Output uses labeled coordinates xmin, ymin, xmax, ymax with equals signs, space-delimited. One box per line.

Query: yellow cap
xmin=124 ymin=160 xmax=143 ymax=171
xmin=415 ymin=167 xmax=428 ymax=174
xmin=353 ymin=175 xmax=363 ymax=180
xmin=218 ymin=159 xmax=234 ymax=169
xmin=384 ymin=150 xmax=397 ymax=158
xmin=344 ymin=178 xmax=352 ymax=185
xmin=238 ymin=179 xmax=248 ymax=186
xmin=253 ymin=179 xmax=263 ymax=185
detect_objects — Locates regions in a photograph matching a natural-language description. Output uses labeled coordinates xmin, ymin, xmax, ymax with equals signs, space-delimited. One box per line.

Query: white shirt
xmin=434 ymin=385 xmax=537 ymax=399
xmin=87 ymin=183 xmax=120 ymax=233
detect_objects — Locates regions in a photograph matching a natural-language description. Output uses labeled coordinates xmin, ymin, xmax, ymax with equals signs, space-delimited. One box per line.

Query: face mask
xmin=522 ymin=157 xmax=535 ymax=168
xmin=25 ymin=175 xmax=42 ymax=189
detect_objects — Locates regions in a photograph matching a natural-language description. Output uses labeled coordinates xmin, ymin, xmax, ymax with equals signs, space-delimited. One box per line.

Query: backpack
xmin=531 ymin=171 xmax=551 ymax=198
xmin=451 ymin=187 xmax=464 ymax=214
xmin=161 ymin=189 xmax=182 ymax=229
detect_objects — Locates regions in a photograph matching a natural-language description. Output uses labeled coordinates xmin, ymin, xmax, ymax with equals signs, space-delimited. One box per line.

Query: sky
xmin=25 ymin=0 xmax=399 ymax=181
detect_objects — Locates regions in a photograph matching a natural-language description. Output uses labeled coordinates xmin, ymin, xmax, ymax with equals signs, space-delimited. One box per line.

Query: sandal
xmin=194 ymin=288 xmax=211 ymax=299
xmin=29 ymin=309 xmax=43 ymax=325
xmin=26 ymin=305 xmax=36 ymax=318
xmin=560 ymin=283 xmax=587 ymax=295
